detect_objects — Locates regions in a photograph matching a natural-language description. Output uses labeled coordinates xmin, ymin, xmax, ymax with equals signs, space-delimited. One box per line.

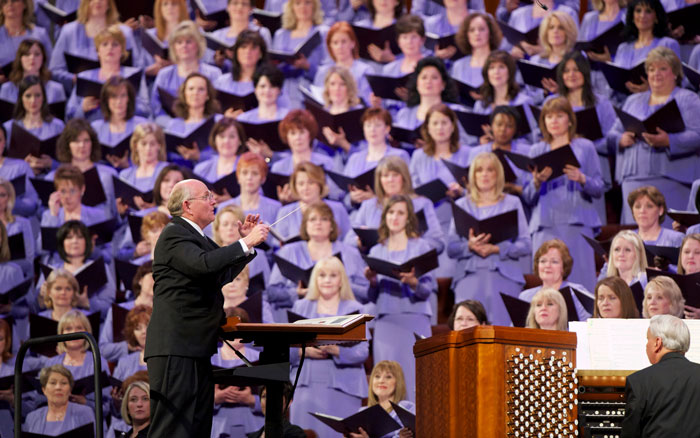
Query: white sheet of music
xmin=571 ymin=319 xmax=700 ymax=371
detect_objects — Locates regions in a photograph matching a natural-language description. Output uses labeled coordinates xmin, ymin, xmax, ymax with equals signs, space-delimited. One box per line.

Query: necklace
xmin=48 ymin=410 xmax=66 ymax=421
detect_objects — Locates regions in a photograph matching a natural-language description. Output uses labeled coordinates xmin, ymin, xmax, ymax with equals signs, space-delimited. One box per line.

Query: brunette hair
xmin=100 ymin=76 xmax=136 ymax=120
xmin=593 ymin=277 xmax=640 ymax=318
xmin=56 ymin=119 xmax=101 ymax=163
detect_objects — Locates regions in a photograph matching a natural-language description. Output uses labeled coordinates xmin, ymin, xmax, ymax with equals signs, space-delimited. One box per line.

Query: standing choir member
xmin=448 ymin=152 xmax=531 ymax=326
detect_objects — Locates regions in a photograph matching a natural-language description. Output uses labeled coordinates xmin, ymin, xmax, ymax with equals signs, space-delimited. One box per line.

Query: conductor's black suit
xmin=145 ymin=216 xmax=255 ymax=438
xmin=622 ymin=351 xmax=700 ymax=438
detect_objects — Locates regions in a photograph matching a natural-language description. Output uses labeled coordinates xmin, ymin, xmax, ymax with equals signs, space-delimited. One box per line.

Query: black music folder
xmin=327 ymin=168 xmax=375 ymax=192
xmin=205 ymin=32 xmax=234 ymax=52
xmin=157 ymin=87 xmax=177 ymax=118
xmin=573 ymin=106 xmax=604 ymax=140
xmin=303 ymin=103 xmax=366 ymax=144
xmin=559 ymin=286 xmax=585 ymax=321
xmin=643 ymin=244 xmax=680 ymax=266
xmin=217 ymin=89 xmax=258 ymax=113
xmin=574 ymin=21 xmax=624 ymax=55
xmin=389 ymin=125 xmax=422 ymax=145
xmin=64 ymin=53 xmax=99 ymax=75
xmin=390 ymin=401 xmax=416 ymax=431
xmin=500 ymin=292 xmax=530 ymax=327
xmin=115 ymin=261 xmax=139 ymax=297
xmin=497 ymin=21 xmax=539 ymax=46
xmin=354 ymin=227 xmax=380 ymax=250
xmin=40 ymin=226 xmax=59 ymax=252
xmin=273 ymin=254 xmax=314 ymax=287
xmin=414 ymin=179 xmax=449 ymax=204
xmin=667 ymin=3 xmax=700 ymax=39
xmin=363 ymin=248 xmax=439 ymax=279
xmin=191 ymin=0 xmax=228 ymax=29
xmin=630 ymin=281 xmax=644 ymax=314
xmin=111 ymin=303 xmax=131 ymax=344
xmin=29 ymin=312 xmax=101 ymax=357
xmin=683 ymin=63 xmax=700 ymax=90
xmin=239 ymin=120 xmax=286 ymax=152
xmin=451 ymin=203 xmax=519 ymax=244
xmin=582 ymin=233 xmax=611 ymax=258
xmin=366 ymin=74 xmax=411 ymax=101
xmin=127 ymin=213 xmax=143 ymax=243
xmin=493 ymin=149 xmax=519 ymax=183
xmin=613 ymin=99 xmax=686 ymax=135
xmin=81 ymin=167 xmax=107 ymax=207
xmin=8 ymin=232 xmax=25 ymax=260
xmin=453 ymin=78 xmax=479 ymax=107
xmin=100 ymin=135 xmax=131 ymax=159
xmin=141 ymin=30 xmax=169 ymax=59
xmin=252 ymin=9 xmax=282 ymax=34
xmin=573 ymin=288 xmax=594 ymax=314
xmin=8 ymin=124 xmax=58 ymax=159
xmin=113 ymin=177 xmax=154 ymax=209
xmin=425 ymin=33 xmax=462 ymax=61
xmin=40 ymin=257 xmax=110 ymax=296
xmin=165 ymin=117 xmax=216 ymax=153
xmin=646 ymin=269 xmax=700 ymax=307
xmin=454 ymin=109 xmax=490 ymax=137
xmin=89 ymin=218 xmax=119 ymax=246
xmin=72 ymin=371 xmax=111 ymax=395
xmin=0 ymin=369 xmax=40 ymax=392
xmin=23 ymin=423 xmax=94 ymax=438
xmin=667 ymin=210 xmax=700 ymax=228
xmin=261 ymin=172 xmax=290 ymax=199
xmin=310 ymin=404 xmax=401 ymax=437
xmin=505 ymin=145 xmax=581 ymax=181
xmin=38 ymin=2 xmax=77 ymax=25
xmin=10 ymin=174 xmax=26 ymax=197
xmin=30 ymin=177 xmax=54 ymax=206
xmin=352 ymin=24 xmax=400 ymax=61
xmin=268 ymin=31 xmax=322 ymax=63
xmin=599 ymin=61 xmax=646 ymax=94
xmin=248 ymin=272 xmax=265 ymax=295
xmin=441 ymin=159 xmax=469 ymax=187
xmin=237 ymin=290 xmax=263 ymax=323
xmin=517 ymin=59 xmax=559 ymax=88
xmin=0 ymin=277 xmax=32 ymax=305
xmin=286 ymin=310 xmax=306 ymax=323
xmin=76 ymin=71 xmax=141 ymax=98
xmin=210 ymin=171 xmax=240 ymax=197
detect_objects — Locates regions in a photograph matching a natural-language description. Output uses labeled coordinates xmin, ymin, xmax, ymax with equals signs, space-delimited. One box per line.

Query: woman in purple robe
xmin=112 ymin=305 xmax=151 ymax=382
xmin=0 ymin=125 xmax=41 ymax=218
xmin=507 ymin=0 xmax=577 ymax=59
xmin=0 ymin=0 xmax=52 ymax=73
xmin=0 ymin=178 xmax=35 ymax=278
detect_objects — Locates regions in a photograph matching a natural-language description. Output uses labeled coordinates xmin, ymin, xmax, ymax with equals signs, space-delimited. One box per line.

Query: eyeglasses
xmin=188 ymin=191 xmax=214 ymax=202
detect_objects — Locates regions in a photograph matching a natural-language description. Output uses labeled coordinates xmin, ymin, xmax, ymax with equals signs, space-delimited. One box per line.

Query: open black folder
xmin=415 ymin=179 xmax=449 ymax=204
xmin=646 ymin=269 xmax=700 ymax=307
xmin=644 ymin=244 xmax=680 ymax=266
xmin=559 ymin=286 xmax=594 ymax=321
xmin=269 ymin=31 xmax=322 ymax=63
xmin=209 ymin=172 xmax=240 ymax=198
xmin=217 ymin=89 xmax=258 ymax=113
xmin=366 ymin=74 xmax=411 ymax=101
xmin=497 ymin=21 xmax=539 ymax=47
xmin=667 ymin=3 xmax=700 ymax=39
xmin=451 ymin=203 xmax=519 ymax=244
xmin=530 ymin=104 xmax=604 ymax=141
xmin=100 ymin=135 xmax=131 ymax=159
xmin=23 ymin=422 xmax=94 ymax=438
xmin=453 ymin=78 xmax=479 ymax=107
xmin=351 ymin=24 xmax=400 ymax=61
xmin=76 ymin=71 xmax=141 ymax=98
xmin=191 ymin=0 xmax=228 ymax=29
xmin=667 ymin=210 xmax=700 ymax=228
xmin=326 ymin=168 xmax=376 ymax=191
xmin=30 ymin=177 xmax=54 ymax=207
xmin=425 ymin=33 xmax=463 ymax=61
xmin=237 ymin=290 xmax=264 ymax=324
xmin=574 ymin=21 xmax=624 ymax=55
xmin=363 ymin=248 xmax=439 ymax=279
xmin=39 ymin=257 xmax=109 ymax=297
xmin=613 ymin=99 xmax=685 ymax=135
xmin=8 ymin=232 xmax=25 ymax=260
xmin=630 ymin=281 xmax=644 ymax=314
xmin=82 ymin=166 xmax=107 ymax=207
xmin=64 ymin=53 xmax=100 ymax=75
xmin=505 ymin=145 xmax=580 ymax=181
xmin=111 ymin=302 xmax=130 ymax=343
xmin=683 ymin=63 xmax=700 ymax=90
xmin=239 ymin=120 xmax=287 ymax=152
xmin=261 ymin=173 xmax=290 ymax=200
xmin=0 ymin=369 xmax=40 ymax=392
xmin=599 ymin=61 xmax=646 ymax=95
xmin=72 ymin=371 xmax=113 ymax=395
xmin=455 ymin=106 xmax=530 ymax=138
xmin=38 ymin=2 xmax=77 ymax=25
xmin=113 ymin=176 xmax=154 ymax=209
xmin=252 ymin=9 xmax=282 ymax=34
xmin=8 ymin=124 xmax=59 ymax=160
xmin=273 ymin=254 xmax=314 ymax=287
xmin=389 ymin=125 xmax=422 ymax=145
xmin=165 ymin=117 xmax=216 ymax=153
xmin=0 ymin=277 xmax=32 ymax=305
xmin=205 ymin=33 xmax=234 ymax=52
xmin=517 ymin=59 xmax=559 ymax=88
xmin=353 ymin=211 xmax=429 ymax=250
xmin=311 ymin=404 xmax=401 ymax=437
xmin=302 ymin=102 xmax=366 ymax=144
xmin=390 ymin=401 xmax=416 ymax=431
xmin=10 ymin=174 xmax=26 ymax=197
xmin=141 ymin=29 xmax=169 ymax=59
xmin=500 ymin=293 xmax=530 ymax=327
xmin=29 ymin=312 xmax=101 ymax=357
xmin=157 ymin=87 xmax=177 ymax=118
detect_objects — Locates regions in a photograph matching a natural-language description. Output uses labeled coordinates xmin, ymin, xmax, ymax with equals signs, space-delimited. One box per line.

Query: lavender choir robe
xmin=519 ymin=281 xmax=594 ymax=321
xmin=112 ymin=351 xmax=147 ymax=382
xmin=43 ymin=351 xmax=112 ymax=416
xmin=22 ymin=402 xmax=95 ymax=436
xmin=0 ymin=262 xmax=26 ymax=350
xmin=288 ymin=299 xmax=369 ymax=438
xmin=91 ymin=116 xmax=149 ymax=161
xmin=0 ymin=25 xmax=53 ymax=69
xmin=98 ymin=300 xmax=135 ymax=363
xmin=522 ymin=138 xmax=603 ymax=292
xmin=448 ymin=194 xmax=532 ymax=325
xmin=269 ymin=152 xmax=344 ymax=200
xmin=0 ymin=354 xmax=43 ymax=438
xmin=117 ymin=161 xmax=170 ymax=193
xmin=273 ymin=199 xmax=351 ymax=243
xmin=356 ymin=400 xmax=416 ymax=438
xmin=264 ymin=0 xmax=339 ymax=26
xmin=496 ymin=0 xmax=580 ymax=22
xmin=507 ymin=4 xmax=579 ymax=34
xmin=472 ymin=91 xmax=538 ymax=143
xmin=614 ymin=37 xmax=680 ymax=68
xmin=0 ymin=79 xmax=66 ymax=106
xmin=44 ymin=162 xmax=118 ymax=220
xmin=4 ymin=118 xmax=66 ymax=157
xmin=313 ymin=59 xmax=374 ymax=105
xmin=0 ymin=157 xmax=41 ymax=218
xmin=165 ymin=114 xmax=225 ymax=163
xmin=7 ymin=215 xmax=36 ymax=277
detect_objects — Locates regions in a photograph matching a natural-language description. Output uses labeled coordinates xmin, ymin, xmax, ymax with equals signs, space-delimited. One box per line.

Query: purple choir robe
xmin=0 ymin=157 xmax=41 ymax=218
xmin=519 ymin=280 xmax=594 ymax=321
xmin=23 ymin=402 xmax=95 ymax=436
xmin=98 ymin=300 xmax=135 ymax=363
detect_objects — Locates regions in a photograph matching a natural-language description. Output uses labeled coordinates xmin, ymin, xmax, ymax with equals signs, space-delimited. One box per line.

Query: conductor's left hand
xmin=240 ymin=214 xmax=270 ymax=248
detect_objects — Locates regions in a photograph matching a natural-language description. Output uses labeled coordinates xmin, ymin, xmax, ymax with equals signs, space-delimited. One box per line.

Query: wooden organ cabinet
xmin=576 ymin=371 xmax=629 ymax=438
xmin=414 ymin=326 xmax=579 ymax=437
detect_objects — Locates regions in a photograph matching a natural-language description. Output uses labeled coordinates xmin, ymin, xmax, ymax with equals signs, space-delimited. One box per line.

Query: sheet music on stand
xmin=570 ymin=319 xmax=700 ymax=370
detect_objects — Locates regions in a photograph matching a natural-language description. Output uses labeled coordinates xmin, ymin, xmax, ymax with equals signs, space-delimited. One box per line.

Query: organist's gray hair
xmin=649 ymin=315 xmax=690 ymax=353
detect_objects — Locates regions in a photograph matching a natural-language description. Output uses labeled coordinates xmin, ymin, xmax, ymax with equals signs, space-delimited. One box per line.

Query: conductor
xmin=145 ymin=179 xmax=270 ymax=438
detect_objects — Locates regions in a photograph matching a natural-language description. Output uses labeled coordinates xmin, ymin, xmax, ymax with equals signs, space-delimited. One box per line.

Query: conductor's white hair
xmin=649 ymin=315 xmax=690 ymax=353
xmin=167 ymin=180 xmax=195 ymax=217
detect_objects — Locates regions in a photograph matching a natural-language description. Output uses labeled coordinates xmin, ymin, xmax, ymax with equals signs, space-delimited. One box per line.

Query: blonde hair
xmin=374 ymin=156 xmax=414 ymax=205
xmin=56 ymin=309 xmax=92 ymax=354
xmin=40 ymin=269 xmax=80 ymax=310
xmin=306 ymin=256 xmax=355 ymax=301
xmin=154 ymin=0 xmax=188 ymax=41
xmin=645 ymin=46 xmax=682 ymax=85
xmin=121 ymin=381 xmax=151 ymax=425
xmin=168 ymin=20 xmax=206 ymax=62
xmin=678 ymin=234 xmax=700 ymax=275
xmin=213 ymin=205 xmax=245 ymax=246
xmin=322 ymin=66 xmax=360 ymax=108
xmin=539 ymin=96 xmax=577 ymax=143
xmin=130 ymin=122 xmax=166 ymax=166
xmin=282 ymin=0 xmax=323 ymax=30
xmin=642 ymin=276 xmax=685 ymax=318
xmin=539 ymin=11 xmax=577 ymax=58
xmin=467 ymin=152 xmax=505 ymax=204
xmin=77 ymin=0 xmax=120 ymax=24
xmin=606 ymin=230 xmax=648 ymax=279
xmin=368 ymin=361 xmax=407 ymax=407
xmin=0 ymin=179 xmax=15 ymax=223
xmin=94 ymin=25 xmax=128 ymax=62
xmin=591 ymin=0 xmax=626 ymax=11
xmin=290 ymin=161 xmax=329 ymax=199
xmin=526 ymin=288 xmax=568 ymax=331
xmin=0 ymin=0 xmax=35 ymax=29
xmin=0 ymin=221 xmax=8 ymax=263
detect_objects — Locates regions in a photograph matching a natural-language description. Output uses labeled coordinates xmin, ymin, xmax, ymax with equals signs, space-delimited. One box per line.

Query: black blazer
xmin=622 ymin=351 xmax=700 ymax=438
xmin=145 ymin=216 xmax=255 ymax=359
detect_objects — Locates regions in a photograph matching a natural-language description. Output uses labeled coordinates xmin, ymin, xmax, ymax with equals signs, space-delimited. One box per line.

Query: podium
xmin=220 ymin=315 xmax=373 ymax=438
xmin=414 ymin=326 xmax=578 ymax=437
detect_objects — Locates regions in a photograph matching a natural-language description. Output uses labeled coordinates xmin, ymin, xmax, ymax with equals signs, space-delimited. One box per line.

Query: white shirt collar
xmin=180 ymin=216 xmax=205 ymax=237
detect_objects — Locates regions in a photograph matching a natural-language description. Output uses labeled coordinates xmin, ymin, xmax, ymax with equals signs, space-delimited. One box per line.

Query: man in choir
xmin=621 ymin=315 xmax=700 ymax=437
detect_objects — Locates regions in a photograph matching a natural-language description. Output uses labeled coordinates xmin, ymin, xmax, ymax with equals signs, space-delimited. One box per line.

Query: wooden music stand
xmin=220 ymin=315 xmax=373 ymax=438
xmin=414 ymin=326 xmax=578 ymax=437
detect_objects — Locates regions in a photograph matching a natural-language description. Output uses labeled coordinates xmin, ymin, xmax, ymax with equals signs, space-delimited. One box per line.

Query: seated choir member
xmin=628 ymin=186 xmax=685 ymax=245
xmin=348 ymin=360 xmax=415 ymax=438
xmin=507 ymin=0 xmax=578 ymax=60
xmin=447 ymin=300 xmax=489 ymax=331
xmin=0 ymin=124 xmax=41 ymax=217
xmin=247 ymin=383 xmax=306 ymax=438
xmin=447 ymin=151 xmax=531 ymax=326
xmin=523 ymin=96 xmax=603 ymax=292
xmin=608 ymin=47 xmax=700 ymax=224
xmin=105 ymin=371 xmax=149 ymax=437
xmin=216 ymin=151 xmax=282 ymax=228
xmin=116 ymin=380 xmax=151 ymax=438
xmin=525 ymin=288 xmax=569 ymax=331
xmin=112 ymin=305 xmax=152 ymax=383
xmin=364 ymin=194 xmax=437 ymax=401
xmin=598 ymin=230 xmax=649 ymax=287
xmin=519 ymin=239 xmax=593 ymax=321
xmin=0 ymin=178 xmax=35 ymax=277
xmin=210 ymin=307 xmax=263 ymax=438
xmin=221 ymin=265 xmax=274 ymax=323
xmin=289 ymin=256 xmax=369 ymax=436
xmin=131 ymin=211 xmax=170 ymax=265
xmin=642 ymin=276 xmax=684 ymax=318
xmin=92 ymin=78 xmax=150 ymax=172
xmin=36 ymin=268 xmax=89 ymax=321
xmin=679 ymin=234 xmax=700 ymax=319
xmin=48 ymin=119 xmax=118 ymax=220
xmin=593 ymin=277 xmax=641 ymax=319
xmin=451 ymin=12 xmax=503 ymax=93
xmin=138 ymin=0 xmax=188 ymax=78
xmin=22 ymin=364 xmax=96 ymax=435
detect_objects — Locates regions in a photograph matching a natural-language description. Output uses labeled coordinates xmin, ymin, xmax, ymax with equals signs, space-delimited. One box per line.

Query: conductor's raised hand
xmin=238 ymin=214 xmax=261 ymax=236
xmin=241 ymin=223 xmax=270 ymax=249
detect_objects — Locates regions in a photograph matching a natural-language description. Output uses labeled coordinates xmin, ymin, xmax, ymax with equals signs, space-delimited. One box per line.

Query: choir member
xmin=289 ymin=256 xmax=369 ymax=436
xmin=193 ymin=117 xmax=246 ymax=204
xmin=450 ymin=12 xmax=503 ymax=94
xmin=527 ymin=11 xmax=578 ymax=96
xmin=65 ymin=25 xmax=149 ymax=121
xmin=628 ymin=186 xmax=684 ymax=246
xmin=92 ymin=78 xmax=150 ymax=172
xmin=678 ymin=234 xmax=700 ymax=319
xmin=523 ymin=97 xmax=603 ymax=291
xmin=150 ymin=20 xmax=222 ymax=126
xmin=507 ymin=0 xmax=578 ymax=58
xmin=118 ymin=381 xmax=151 ymax=438
xmin=580 ymin=0 xmax=626 ymax=65
xmin=220 ymin=264 xmax=274 ymax=323
xmin=519 ymin=239 xmax=592 ymax=320
xmin=609 ymin=47 xmax=700 ymax=224
xmin=412 ymin=0 xmax=485 ymax=21
xmin=642 ymin=275 xmax=684 ymax=318
xmin=264 ymin=0 xmax=338 ymax=26
xmin=0 ymin=124 xmax=41 ymax=217
xmin=496 ymin=0 xmax=579 ymax=23
xmin=149 ymin=164 xmax=188 ymax=216
xmin=1 ymin=39 xmax=65 ymax=109
xmin=112 ymin=305 xmax=151 ymax=382
xmin=423 ymin=0 xmax=469 ymax=62
xmin=0 ymin=178 xmax=34 ymax=277
xmin=36 ymin=268 xmax=89 ymax=321
xmin=0 ymin=0 xmax=52 ymax=74
xmin=140 ymin=0 xmax=188 ymax=78
xmin=317 ymin=65 xmax=365 ymax=158
xmin=364 ymin=194 xmax=437 ymax=401
xmin=129 ymin=210 xmax=169 ymax=264
xmin=593 ymin=276 xmax=641 ymax=318
xmin=22 ymin=364 xmax=96 ymax=435
xmin=48 ymin=0 xmax=143 ymax=92
xmin=448 ymin=151 xmax=531 ymax=325
xmin=447 ymin=299 xmax=489 ymax=330
xmin=0 ymin=221 xmax=30 ymax=349
xmin=600 ymin=230 xmax=648 ymax=286
xmin=355 ymin=0 xmax=404 ymax=65
xmin=271 ymin=0 xmax=329 ymax=108
xmin=525 ymin=288 xmax=568 ymax=330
